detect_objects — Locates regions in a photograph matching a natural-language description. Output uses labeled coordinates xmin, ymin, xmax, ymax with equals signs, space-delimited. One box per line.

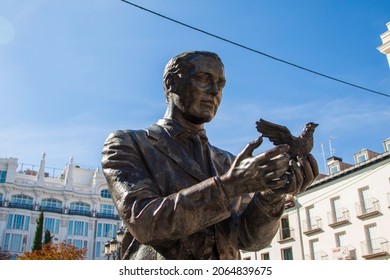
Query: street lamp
xmin=117 ymin=228 xmax=124 ymax=243
xmin=104 ymin=228 xmax=125 ymax=260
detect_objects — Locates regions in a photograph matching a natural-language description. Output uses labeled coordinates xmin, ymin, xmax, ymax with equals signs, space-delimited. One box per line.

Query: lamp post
xmin=116 ymin=227 xmax=124 ymax=259
xmin=104 ymin=228 xmax=125 ymax=260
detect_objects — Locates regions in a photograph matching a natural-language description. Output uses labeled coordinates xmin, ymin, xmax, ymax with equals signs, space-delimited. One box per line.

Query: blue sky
xmin=1 ymin=0 xmax=389 ymax=174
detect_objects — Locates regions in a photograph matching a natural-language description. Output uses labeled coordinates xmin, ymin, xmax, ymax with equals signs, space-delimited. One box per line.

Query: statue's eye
xmin=217 ymin=79 xmax=226 ymax=88
xmin=194 ymin=73 xmax=210 ymax=83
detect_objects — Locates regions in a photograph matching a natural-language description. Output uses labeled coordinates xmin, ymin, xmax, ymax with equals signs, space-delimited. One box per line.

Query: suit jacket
xmin=101 ymin=120 xmax=285 ymax=260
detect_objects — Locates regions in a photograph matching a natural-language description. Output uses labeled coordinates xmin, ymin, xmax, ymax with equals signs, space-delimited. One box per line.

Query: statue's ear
xmin=165 ymin=73 xmax=178 ymax=93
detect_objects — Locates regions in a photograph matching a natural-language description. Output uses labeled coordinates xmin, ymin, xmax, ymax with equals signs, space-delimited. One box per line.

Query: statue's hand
xmin=219 ymin=137 xmax=291 ymax=200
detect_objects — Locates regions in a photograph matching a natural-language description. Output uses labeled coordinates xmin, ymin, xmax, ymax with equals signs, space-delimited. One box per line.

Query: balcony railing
xmin=40 ymin=205 xmax=63 ymax=214
xmin=361 ymin=237 xmax=389 ymax=259
xmin=355 ymin=198 xmax=381 ymax=218
xmin=96 ymin=212 xmax=120 ymax=220
xmin=305 ymin=251 xmax=328 ymax=260
xmin=332 ymin=245 xmax=356 ymax=260
xmin=8 ymin=202 xmax=33 ymax=210
xmin=303 ymin=216 xmax=322 ymax=235
xmin=278 ymin=227 xmax=295 ymax=242
xmin=68 ymin=209 xmax=92 ymax=217
xmin=327 ymin=208 xmax=350 ymax=227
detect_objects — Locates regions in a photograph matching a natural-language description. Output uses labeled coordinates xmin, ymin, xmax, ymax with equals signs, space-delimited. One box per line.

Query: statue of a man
xmin=101 ymin=51 xmax=318 ymax=259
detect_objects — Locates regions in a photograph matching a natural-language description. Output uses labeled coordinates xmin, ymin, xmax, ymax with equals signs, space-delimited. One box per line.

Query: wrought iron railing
xmin=355 ymin=198 xmax=380 ymax=217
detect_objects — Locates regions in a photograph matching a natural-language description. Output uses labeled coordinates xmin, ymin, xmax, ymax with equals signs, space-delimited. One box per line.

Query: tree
xmin=32 ymin=211 xmax=44 ymax=251
xmin=18 ymin=241 xmax=87 ymax=260
xmin=43 ymin=229 xmax=52 ymax=244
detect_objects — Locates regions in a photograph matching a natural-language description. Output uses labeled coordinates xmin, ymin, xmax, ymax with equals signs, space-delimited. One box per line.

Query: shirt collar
xmin=157 ymin=118 xmax=207 ymax=139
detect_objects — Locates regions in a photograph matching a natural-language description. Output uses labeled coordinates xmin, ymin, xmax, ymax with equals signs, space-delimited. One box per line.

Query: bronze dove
xmin=256 ymin=118 xmax=318 ymax=159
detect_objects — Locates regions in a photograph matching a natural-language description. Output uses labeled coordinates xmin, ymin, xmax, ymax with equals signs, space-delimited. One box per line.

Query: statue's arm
xmin=235 ymin=192 xmax=285 ymax=251
xmin=101 ymin=130 xmax=232 ymax=245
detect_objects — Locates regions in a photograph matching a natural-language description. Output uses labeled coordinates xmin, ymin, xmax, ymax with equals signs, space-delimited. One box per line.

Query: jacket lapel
xmin=145 ymin=124 xmax=208 ymax=182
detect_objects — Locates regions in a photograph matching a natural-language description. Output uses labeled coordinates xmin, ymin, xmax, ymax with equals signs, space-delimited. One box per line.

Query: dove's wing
xmin=256 ymin=118 xmax=295 ymax=145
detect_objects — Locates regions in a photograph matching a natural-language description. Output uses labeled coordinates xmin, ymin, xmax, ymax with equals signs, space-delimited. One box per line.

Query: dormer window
xmin=329 ymin=164 xmax=339 ymax=175
xmin=384 ymin=138 xmax=390 ymax=152
xmin=355 ymin=152 xmax=367 ymax=164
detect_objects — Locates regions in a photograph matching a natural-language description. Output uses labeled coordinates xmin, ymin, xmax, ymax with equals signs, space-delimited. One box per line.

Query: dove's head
xmin=304 ymin=122 xmax=319 ymax=133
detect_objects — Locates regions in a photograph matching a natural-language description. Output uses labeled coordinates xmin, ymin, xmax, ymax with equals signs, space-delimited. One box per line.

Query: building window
xmin=7 ymin=214 xmax=30 ymax=231
xmin=335 ymin=231 xmax=347 ymax=248
xmin=70 ymin=202 xmax=90 ymax=212
xmin=261 ymin=252 xmax=270 ymax=260
xmin=355 ymin=153 xmax=367 ymax=163
xmin=329 ymin=164 xmax=339 ymax=175
xmin=100 ymin=189 xmax=112 ymax=199
xmin=69 ymin=202 xmax=91 ymax=216
xmin=309 ymin=239 xmax=319 ymax=260
xmin=41 ymin=198 xmax=63 ymax=209
xmin=280 ymin=216 xmax=291 ymax=240
xmin=100 ymin=204 xmax=115 ymax=215
xmin=97 ymin=223 xmax=117 ymax=238
xmin=3 ymin=233 xmax=28 ymax=252
xmin=384 ymin=139 xmax=390 ymax=152
xmin=0 ymin=193 xmax=3 ymax=205
xmin=304 ymin=205 xmax=321 ymax=232
xmin=68 ymin=220 xmax=89 ymax=237
xmin=95 ymin=241 xmax=105 ymax=258
xmin=68 ymin=239 xmax=87 ymax=250
xmin=11 ymin=195 xmax=33 ymax=206
xmin=358 ymin=187 xmax=375 ymax=214
xmin=281 ymin=247 xmax=293 ymax=260
xmin=364 ymin=223 xmax=378 ymax=254
xmin=0 ymin=170 xmax=7 ymax=183
xmin=329 ymin=196 xmax=345 ymax=224
xmin=44 ymin=217 xmax=60 ymax=234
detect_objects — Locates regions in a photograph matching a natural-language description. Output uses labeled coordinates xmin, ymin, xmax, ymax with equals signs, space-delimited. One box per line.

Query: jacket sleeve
xmin=236 ymin=192 xmax=285 ymax=251
xmin=101 ymin=130 xmax=232 ymax=246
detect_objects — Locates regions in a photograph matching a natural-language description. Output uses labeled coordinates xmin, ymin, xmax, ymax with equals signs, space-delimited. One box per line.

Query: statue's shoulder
xmin=104 ymin=128 xmax=148 ymax=144
xmin=105 ymin=124 xmax=164 ymax=142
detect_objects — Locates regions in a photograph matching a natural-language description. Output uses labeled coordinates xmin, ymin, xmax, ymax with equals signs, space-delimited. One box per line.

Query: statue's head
xmin=163 ymin=51 xmax=224 ymax=99
xmin=162 ymin=51 xmax=226 ymax=125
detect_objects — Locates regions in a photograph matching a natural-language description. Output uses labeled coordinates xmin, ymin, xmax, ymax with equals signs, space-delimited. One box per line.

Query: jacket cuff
xmin=254 ymin=192 xmax=286 ymax=219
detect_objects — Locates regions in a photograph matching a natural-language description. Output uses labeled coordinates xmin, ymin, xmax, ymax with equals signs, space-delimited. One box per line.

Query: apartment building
xmin=0 ymin=154 xmax=121 ymax=259
xmin=241 ymin=137 xmax=390 ymax=260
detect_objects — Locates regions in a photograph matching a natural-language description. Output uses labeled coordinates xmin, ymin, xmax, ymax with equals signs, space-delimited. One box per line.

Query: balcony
xmin=332 ymin=245 xmax=356 ymax=260
xmin=305 ymin=251 xmax=329 ymax=260
xmin=277 ymin=227 xmax=295 ymax=243
xmin=68 ymin=209 xmax=92 ymax=217
xmin=96 ymin=212 xmax=120 ymax=220
xmin=8 ymin=202 xmax=33 ymax=210
xmin=303 ymin=216 xmax=323 ymax=235
xmin=361 ymin=237 xmax=389 ymax=259
xmin=355 ymin=198 xmax=381 ymax=219
xmin=40 ymin=205 xmax=63 ymax=214
xmin=327 ymin=208 xmax=350 ymax=228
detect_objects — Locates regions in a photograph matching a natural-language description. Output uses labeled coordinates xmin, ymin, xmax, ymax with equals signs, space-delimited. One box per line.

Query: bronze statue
xmin=101 ymin=51 xmax=319 ymax=260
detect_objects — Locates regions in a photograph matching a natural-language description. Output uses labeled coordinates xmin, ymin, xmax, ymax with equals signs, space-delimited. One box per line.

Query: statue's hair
xmin=162 ymin=51 xmax=223 ymax=95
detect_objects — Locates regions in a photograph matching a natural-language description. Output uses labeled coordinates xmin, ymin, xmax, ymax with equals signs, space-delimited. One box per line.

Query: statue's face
xmin=172 ymin=55 xmax=226 ymax=124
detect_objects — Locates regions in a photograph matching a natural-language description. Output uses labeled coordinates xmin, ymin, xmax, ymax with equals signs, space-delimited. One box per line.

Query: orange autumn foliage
xmin=18 ymin=241 xmax=87 ymax=260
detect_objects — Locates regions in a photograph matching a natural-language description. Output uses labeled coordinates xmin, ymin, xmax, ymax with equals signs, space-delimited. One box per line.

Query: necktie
xmin=190 ymin=132 xmax=210 ymax=176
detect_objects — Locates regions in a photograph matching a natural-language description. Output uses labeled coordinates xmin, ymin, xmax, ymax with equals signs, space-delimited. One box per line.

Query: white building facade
xmin=241 ymin=137 xmax=390 ymax=260
xmin=0 ymin=154 xmax=120 ymax=260
xmin=378 ymin=22 xmax=390 ymax=67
